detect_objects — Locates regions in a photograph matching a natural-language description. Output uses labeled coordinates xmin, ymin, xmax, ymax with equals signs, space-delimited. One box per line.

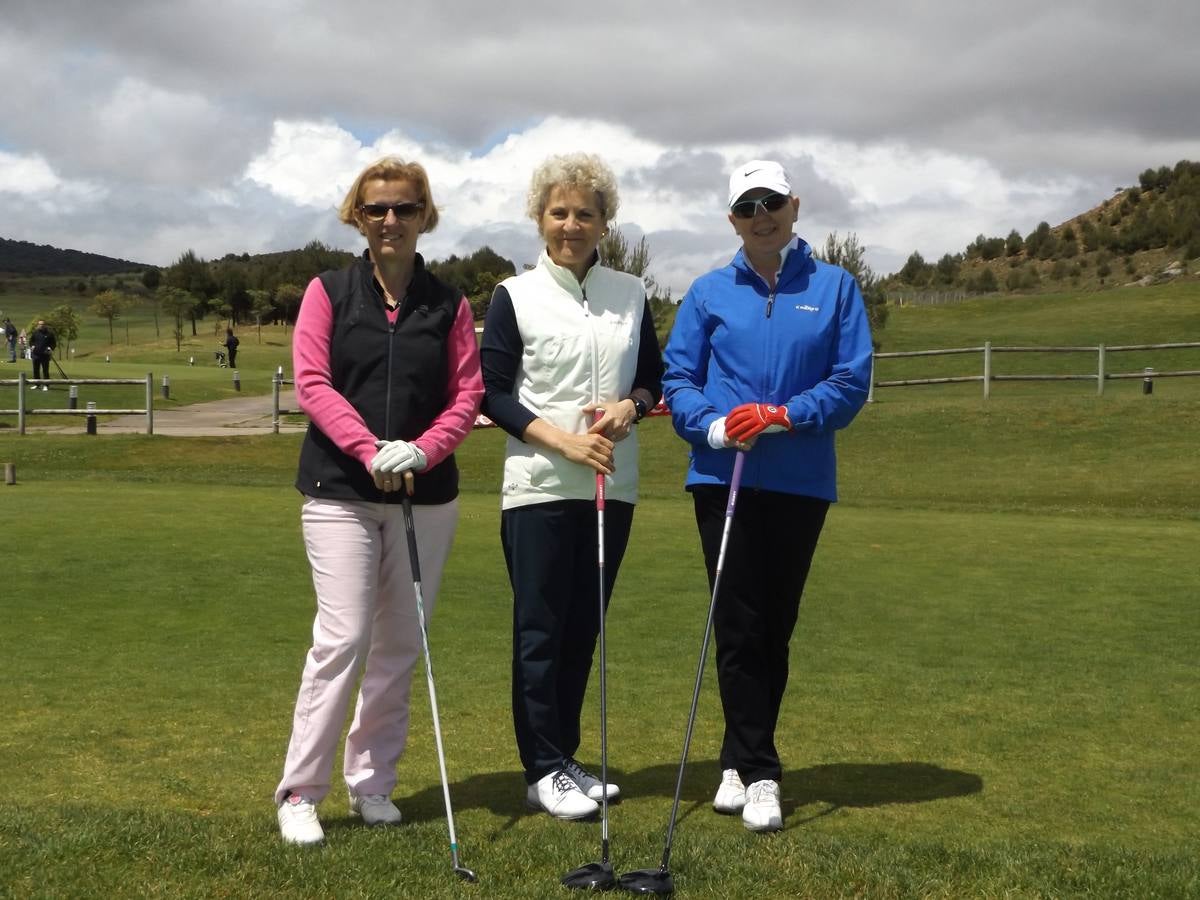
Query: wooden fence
xmin=868 ymin=342 xmax=1200 ymax=400
xmin=0 ymin=372 xmax=155 ymax=433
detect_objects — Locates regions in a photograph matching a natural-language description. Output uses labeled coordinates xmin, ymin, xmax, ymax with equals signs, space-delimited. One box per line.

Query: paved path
xmin=33 ymin=390 xmax=307 ymax=436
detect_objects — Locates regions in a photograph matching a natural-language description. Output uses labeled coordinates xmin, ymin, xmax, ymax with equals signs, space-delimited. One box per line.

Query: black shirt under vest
xmin=295 ymin=252 xmax=462 ymax=505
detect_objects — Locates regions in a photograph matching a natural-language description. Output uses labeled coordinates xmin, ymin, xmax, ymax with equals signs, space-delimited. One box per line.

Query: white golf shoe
xmin=277 ymin=794 xmax=324 ymax=845
xmin=742 ymin=779 xmax=783 ymax=832
xmin=713 ymin=768 xmax=746 ymax=814
xmin=525 ymin=769 xmax=599 ymax=820
xmin=349 ymin=792 xmax=403 ymax=826
xmin=563 ymin=757 xmax=621 ymax=803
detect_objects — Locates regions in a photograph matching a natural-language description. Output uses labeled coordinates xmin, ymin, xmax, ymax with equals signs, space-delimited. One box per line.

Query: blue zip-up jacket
xmin=662 ymin=238 xmax=872 ymax=501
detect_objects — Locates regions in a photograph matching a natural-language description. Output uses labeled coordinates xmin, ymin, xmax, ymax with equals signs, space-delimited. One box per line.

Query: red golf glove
xmin=725 ymin=403 xmax=792 ymax=441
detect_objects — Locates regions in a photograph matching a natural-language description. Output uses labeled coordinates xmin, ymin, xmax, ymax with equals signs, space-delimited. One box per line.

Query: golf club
xmin=617 ymin=450 xmax=746 ymax=896
xmin=400 ymin=475 xmax=477 ymax=883
xmin=562 ymin=410 xmax=617 ymax=891
xmin=48 ymin=351 xmax=69 ymax=380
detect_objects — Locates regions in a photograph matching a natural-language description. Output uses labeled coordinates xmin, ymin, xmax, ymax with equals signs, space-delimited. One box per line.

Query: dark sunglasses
xmin=731 ymin=193 xmax=790 ymax=219
xmin=359 ymin=202 xmax=425 ymax=222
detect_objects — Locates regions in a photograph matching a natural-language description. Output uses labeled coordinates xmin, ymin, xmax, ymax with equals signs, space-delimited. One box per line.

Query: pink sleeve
xmin=292 ymin=278 xmax=379 ymax=470
xmin=412 ymin=297 xmax=483 ymax=468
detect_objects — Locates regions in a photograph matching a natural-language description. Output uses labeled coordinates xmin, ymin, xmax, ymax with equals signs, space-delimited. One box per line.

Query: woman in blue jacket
xmin=662 ymin=159 xmax=873 ymax=833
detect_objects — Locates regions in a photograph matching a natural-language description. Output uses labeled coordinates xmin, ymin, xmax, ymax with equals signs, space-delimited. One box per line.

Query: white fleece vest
xmin=500 ymin=252 xmax=646 ymax=509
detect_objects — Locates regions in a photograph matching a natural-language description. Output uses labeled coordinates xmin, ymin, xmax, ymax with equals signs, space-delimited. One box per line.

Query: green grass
xmin=2 ymin=286 xmax=1199 ymax=897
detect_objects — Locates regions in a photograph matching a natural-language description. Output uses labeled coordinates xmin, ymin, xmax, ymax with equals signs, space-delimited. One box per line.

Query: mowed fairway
xmin=2 ymin=290 xmax=1199 ymax=898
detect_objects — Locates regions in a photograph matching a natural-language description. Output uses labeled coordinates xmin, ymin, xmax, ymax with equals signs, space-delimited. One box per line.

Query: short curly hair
xmin=526 ymin=153 xmax=620 ymax=234
xmin=338 ymin=157 xmax=439 ymax=234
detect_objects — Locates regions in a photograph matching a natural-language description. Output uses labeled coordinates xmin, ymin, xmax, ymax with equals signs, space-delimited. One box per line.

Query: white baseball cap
xmin=727 ymin=160 xmax=791 ymax=208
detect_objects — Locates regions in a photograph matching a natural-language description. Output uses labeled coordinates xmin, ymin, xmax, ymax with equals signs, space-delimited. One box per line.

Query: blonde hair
xmin=526 ymin=153 xmax=620 ymax=233
xmin=338 ymin=157 xmax=440 ymax=233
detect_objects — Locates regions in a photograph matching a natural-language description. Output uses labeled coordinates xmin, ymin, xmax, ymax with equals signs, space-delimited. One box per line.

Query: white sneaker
xmin=713 ymin=768 xmax=746 ymax=814
xmin=742 ymin=779 xmax=783 ymax=832
xmin=349 ymin=792 xmax=402 ymax=826
xmin=41 ymin=385 xmax=49 ymax=391
xmin=277 ymin=794 xmax=324 ymax=845
xmin=563 ymin=757 xmax=621 ymax=803
xmin=525 ymin=769 xmax=599 ymax=820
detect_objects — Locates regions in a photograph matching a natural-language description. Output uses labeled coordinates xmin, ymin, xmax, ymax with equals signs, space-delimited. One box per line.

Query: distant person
xmin=3 ymin=318 xmax=16 ymax=362
xmin=18 ymin=328 xmax=28 ymax=359
xmin=661 ymin=159 xmax=873 ymax=833
xmin=224 ymin=328 xmax=240 ymax=369
xmin=274 ymin=157 xmax=483 ymax=846
xmin=29 ymin=320 xmax=56 ymax=390
xmin=480 ymin=153 xmax=663 ymax=820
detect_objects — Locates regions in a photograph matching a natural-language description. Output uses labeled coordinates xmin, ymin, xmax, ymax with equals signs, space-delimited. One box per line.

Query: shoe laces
xmin=552 ymin=770 xmax=581 ymax=796
xmin=562 ymin=758 xmax=593 ymax=786
xmin=747 ymin=781 xmax=779 ymax=804
xmin=722 ymin=769 xmax=744 ymax=789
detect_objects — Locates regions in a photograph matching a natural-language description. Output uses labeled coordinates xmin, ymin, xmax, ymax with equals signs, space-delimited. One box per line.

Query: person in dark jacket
xmin=274 ymin=157 xmax=483 ymax=846
xmin=223 ymin=328 xmax=239 ymax=368
xmin=4 ymin=318 xmax=16 ymax=363
xmin=662 ymin=159 xmax=873 ymax=833
xmin=29 ymin=320 xmax=56 ymax=389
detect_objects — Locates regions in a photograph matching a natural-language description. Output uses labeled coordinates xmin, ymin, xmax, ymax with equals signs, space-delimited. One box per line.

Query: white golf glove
xmin=370 ymin=439 xmax=428 ymax=475
xmin=707 ymin=416 xmax=729 ymax=450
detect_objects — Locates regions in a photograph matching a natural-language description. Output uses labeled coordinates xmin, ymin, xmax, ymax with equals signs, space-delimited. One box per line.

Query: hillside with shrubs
xmin=884 ymin=160 xmax=1200 ymax=299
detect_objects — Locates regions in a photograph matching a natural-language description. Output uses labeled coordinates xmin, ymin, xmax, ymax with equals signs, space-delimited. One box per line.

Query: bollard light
xmin=1142 ymin=367 xmax=1154 ymax=396
xmin=68 ymin=385 xmax=79 ymax=410
xmin=162 ymin=373 xmax=170 ymax=400
xmin=86 ymin=400 xmax=97 ymax=435
xmin=189 ymin=356 xmax=195 ymax=366
xmin=233 ymin=369 xmax=241 ymax=392
xmin=105 ymin=355 xmax=110 ymax=363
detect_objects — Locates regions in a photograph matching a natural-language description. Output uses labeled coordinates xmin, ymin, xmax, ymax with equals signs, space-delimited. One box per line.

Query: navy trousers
xmin=691 ymin=485 xmax=829 ymax=785
xmin=502 ymin=498 xmax=634 ymax=783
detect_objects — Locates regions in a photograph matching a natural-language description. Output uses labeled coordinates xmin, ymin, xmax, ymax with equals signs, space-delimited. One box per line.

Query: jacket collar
xmin=538 ymin=248 xmax=600 ymax=299
xmin=731 ymin=236 xmax=812 ymax=290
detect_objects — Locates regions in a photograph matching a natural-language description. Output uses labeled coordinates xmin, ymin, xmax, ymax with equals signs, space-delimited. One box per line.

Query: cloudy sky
xmin=2 ymin=1 xmax=1197 ymax=294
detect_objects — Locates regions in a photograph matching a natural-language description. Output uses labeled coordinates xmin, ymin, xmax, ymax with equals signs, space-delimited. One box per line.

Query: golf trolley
xmin=213 ymin=348 xmax=228 ymax=368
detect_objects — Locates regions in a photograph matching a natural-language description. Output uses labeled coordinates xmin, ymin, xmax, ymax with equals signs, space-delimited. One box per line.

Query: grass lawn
xmin=2 ymin=393 xmax=1198 ymax=898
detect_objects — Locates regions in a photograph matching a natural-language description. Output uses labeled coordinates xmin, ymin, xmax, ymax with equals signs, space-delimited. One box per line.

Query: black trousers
xmin=691 ymin=485 xmax=829 ymax=785
xmin=32 ymin=356 xmax=50 ymax=381
xmin=502 ymin=498 xmax=634 ymax=783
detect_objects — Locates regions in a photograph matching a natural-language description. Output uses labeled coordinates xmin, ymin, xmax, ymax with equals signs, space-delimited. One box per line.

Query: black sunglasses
xmin=359 ymin=202 xmax=425 ymax=222
xmin=731 ymin=193 xmax=790 ymax=220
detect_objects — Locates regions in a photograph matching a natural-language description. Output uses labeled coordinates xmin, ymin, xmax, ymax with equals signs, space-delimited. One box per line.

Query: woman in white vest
xmin=481 ymin=153 xmax=663 ymax=820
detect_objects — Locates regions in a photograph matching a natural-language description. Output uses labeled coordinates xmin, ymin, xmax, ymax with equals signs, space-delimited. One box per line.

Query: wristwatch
xmin=632 ymin=397 xmax=648 ymax=422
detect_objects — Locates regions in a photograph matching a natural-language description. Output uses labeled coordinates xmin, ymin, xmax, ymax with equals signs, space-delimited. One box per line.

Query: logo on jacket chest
xmin=795 ymin=304 xmax=820 ymax=313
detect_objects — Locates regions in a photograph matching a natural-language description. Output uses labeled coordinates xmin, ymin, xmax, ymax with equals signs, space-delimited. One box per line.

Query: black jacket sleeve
xmin=480 ymin=285 xmax=539 ymax=440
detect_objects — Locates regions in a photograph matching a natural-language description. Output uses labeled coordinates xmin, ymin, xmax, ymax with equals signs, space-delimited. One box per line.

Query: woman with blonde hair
xmin=274 ymin=157 xmax=483 ymax=845
xmin=481 ymin=153 xmax=663 ymax=820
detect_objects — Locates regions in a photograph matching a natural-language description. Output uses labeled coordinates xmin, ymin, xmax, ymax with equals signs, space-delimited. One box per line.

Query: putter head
xmin=453 ymin=865 xmax=478 ymax=883
xmin=617 ymin=867 xmax=674 ymax=895
xmin=562 ymin=861 xmax=616 ymax=891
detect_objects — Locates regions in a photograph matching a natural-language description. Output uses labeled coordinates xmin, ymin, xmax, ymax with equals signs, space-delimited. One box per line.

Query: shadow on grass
xmin=392 ymin=759 xmax=982 ymax=833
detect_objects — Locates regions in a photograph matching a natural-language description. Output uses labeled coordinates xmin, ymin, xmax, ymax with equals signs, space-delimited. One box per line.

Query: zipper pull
xmin=766 ymin=291 xmax=775 ymax=318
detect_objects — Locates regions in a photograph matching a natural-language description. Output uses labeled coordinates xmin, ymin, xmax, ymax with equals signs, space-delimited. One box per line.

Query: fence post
xmin=273 ymin=369 xmax=281 ymax=434
xmin=146 ymin=373 xmax=154 ymax=435
xmin=17 ymin=371 xmax=26 ymax=435
xmin=983 ymin=341 xmax=992 ymax=400
xmin=867 ymin=354 xmax=875 ymax=403
xmin=1097 ymin=344 xmax=1105 ymax=396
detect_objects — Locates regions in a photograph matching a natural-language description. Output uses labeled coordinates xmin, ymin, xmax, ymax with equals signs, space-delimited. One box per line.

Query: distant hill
xmin=884 ymin=159 xmax=1200 ymax=297
xmin=0 ymin=237 xmax=150 ymax=276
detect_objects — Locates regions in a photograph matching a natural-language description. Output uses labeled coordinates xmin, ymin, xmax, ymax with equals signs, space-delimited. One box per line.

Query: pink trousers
xmin=274 ymin=496 xmax=458 ymax=806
